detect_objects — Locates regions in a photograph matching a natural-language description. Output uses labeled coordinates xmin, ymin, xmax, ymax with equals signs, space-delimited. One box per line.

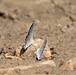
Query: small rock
xmin=5 ymin=51 xmax=16 ymax=59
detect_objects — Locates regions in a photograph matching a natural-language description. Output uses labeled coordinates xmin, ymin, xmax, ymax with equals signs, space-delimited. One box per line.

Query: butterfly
xmin=23 ymin=22 xmax=34 ymax=51
xmin=35 ymin=39 xmax=47 ymax=60
xmin=22 ymin=22 xmax=47 ymax=61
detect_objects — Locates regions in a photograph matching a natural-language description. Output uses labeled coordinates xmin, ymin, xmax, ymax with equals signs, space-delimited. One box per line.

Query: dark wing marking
xmin=35 ymin=39 xmax=47 ymax=60
xmin=23 ymin=22 xmax=34 ymax=50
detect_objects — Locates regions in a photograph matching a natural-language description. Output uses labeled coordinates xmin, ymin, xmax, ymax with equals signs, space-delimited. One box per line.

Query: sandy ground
xmin=0 ymin=0 xmax=76 ymax=75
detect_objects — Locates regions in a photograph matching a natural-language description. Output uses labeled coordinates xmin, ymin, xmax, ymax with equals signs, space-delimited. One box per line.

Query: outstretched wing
xmin=23 ymin=22 xmax=34 ymax=50
xmin=35 ymin=39 xmax=47 ymax=60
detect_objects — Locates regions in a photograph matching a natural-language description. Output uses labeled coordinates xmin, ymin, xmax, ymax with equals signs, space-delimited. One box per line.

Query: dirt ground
xmin=0 ymin=0 xmax=76 ymax=75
